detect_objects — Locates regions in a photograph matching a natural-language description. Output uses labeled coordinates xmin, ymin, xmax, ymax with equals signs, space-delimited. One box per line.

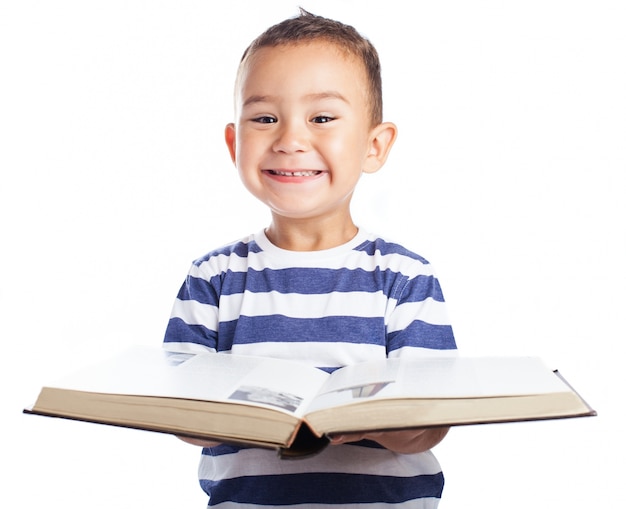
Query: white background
xmin=2 ymin=1 xmax=624 ymax=507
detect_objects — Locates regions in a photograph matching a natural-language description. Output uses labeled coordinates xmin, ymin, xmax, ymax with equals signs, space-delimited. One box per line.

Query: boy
xmin=164 ymin=9 xmax=456 ymax=508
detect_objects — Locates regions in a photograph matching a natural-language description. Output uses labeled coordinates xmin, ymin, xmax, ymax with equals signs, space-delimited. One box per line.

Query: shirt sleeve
xmin=386 ymin=270 xmax=457 ymax=357
xmin=163 ymin=268 xmax=220 ymax=353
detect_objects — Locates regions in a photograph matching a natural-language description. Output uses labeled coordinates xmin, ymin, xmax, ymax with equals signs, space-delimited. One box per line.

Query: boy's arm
xmin=329 ymin=427 xmax=449 ymax=454
xmin=349 ymin=263 xmax=454 ymax=454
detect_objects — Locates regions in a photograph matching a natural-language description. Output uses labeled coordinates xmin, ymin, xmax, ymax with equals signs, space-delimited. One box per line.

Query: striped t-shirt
xmin=164 ymin=229 xmax=456 ymax=508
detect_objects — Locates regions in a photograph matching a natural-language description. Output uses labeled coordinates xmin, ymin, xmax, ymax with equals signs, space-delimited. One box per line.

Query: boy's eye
xmin=252 ymin=116 xmax=277 ymax=124
xmin=311 ymin=115 xmax=334 ymax=124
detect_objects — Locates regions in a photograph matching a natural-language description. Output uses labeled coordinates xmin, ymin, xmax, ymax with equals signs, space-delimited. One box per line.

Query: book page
xmin=391 ymin=356 xmax=570 ymax=397
xmin=47 ymin=346 xmax=329 ymax=417
xmin=315 ymin=358 xmax=401 ymax=397
xmin=307 ymin=356 xmax=572 ymax=413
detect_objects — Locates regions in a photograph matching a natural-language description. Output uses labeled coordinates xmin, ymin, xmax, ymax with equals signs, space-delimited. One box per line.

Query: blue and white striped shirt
xmin=164 ymin=229 xmax=456 ymax=508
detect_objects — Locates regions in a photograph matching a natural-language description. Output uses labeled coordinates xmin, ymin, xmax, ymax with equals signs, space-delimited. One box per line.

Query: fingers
xmin=329 ymin=433 xmax=367 ymax=445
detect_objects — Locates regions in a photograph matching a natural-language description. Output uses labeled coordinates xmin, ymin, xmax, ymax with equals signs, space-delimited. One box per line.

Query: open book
xmin=25 ymin=346 xmax=595 ymax=458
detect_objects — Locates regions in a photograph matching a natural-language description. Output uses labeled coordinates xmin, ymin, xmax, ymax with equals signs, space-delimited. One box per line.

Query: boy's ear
xmin=363 ymin=122 xmax=398 ymax=174
xmin=225 ymin=123 xmax=237 ymax=164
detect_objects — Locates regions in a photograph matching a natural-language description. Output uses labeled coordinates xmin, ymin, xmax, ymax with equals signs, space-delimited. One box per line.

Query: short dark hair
xmin=237 ymin=8 xmax=383 ymax=126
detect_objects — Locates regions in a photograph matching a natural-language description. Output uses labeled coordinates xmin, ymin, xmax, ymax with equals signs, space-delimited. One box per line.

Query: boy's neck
xmin=265 ymin=217 xmax=358 ymax=252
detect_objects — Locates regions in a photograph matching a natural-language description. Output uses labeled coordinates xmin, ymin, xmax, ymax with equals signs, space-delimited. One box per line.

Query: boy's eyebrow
xmin=242 ymin=91 xmax=349 ymax=107
xmin=304 ymin=91 xmax=349 ymax=103
xmin=242 ymin=95 xmax=274 ymax=107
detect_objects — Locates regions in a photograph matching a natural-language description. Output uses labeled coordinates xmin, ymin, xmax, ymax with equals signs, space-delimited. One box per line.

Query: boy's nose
xmin=272 ymin=121 xmax=309 ymax=153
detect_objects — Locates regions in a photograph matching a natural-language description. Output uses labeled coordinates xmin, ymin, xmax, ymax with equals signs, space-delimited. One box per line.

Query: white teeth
xmin=273 ymin=170 xmax=319 ymax=177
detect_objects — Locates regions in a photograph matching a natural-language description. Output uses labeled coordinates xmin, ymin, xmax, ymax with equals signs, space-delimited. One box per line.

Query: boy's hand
xmin=177 ymin=436 xmax=222 ymax=448
xmin=329 ymin=427 xmax=449 ymax=454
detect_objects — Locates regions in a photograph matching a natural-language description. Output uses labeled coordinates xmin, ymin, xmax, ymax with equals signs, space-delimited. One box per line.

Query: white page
xmin=307 ymin=356 xmax=571 ymax=413
xmin=46 ymin=346 xmax=329 ymax=417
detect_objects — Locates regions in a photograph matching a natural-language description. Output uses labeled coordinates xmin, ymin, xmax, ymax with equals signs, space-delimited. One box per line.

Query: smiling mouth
xmin=266 ymin=170 xmax=323 ymax=177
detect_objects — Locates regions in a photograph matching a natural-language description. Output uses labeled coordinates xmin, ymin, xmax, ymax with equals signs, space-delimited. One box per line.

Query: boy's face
xmin=226 ymin=41 xmax=393 ymax=226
